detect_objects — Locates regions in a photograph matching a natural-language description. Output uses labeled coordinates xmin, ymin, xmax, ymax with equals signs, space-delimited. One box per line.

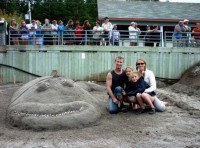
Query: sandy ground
xmin=0 ymin=83 xmax=200 ymax=148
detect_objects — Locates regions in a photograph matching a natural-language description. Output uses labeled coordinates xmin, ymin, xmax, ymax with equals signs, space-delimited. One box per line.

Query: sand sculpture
xmin=7 ymin=76 xmax=105 ymax=130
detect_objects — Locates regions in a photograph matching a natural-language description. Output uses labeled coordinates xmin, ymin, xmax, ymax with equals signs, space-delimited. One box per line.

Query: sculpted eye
xmin=61 ymin=79 xmax=74 ymax=87
xmin=36 ymin=82 xmax=50 ymax=92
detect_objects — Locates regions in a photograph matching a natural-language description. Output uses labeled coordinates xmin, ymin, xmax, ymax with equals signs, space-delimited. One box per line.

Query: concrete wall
xmin=0 ymin=45 xmax=200 ymax=83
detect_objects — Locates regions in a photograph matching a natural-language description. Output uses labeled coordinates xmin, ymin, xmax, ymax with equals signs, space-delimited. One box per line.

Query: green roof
xmin=97 ymin=0 xmax=200 ymax=21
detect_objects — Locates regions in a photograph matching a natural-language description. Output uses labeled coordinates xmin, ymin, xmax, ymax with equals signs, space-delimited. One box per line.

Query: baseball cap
xmin=131 ymin=22 xmax=135 ymax=25
xmin=184 ymin=19 xmax=189 ymax=22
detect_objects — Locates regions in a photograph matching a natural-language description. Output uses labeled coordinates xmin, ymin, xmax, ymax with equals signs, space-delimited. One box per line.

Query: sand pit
xmin=0 ymin=80 xmax=200 ymax=148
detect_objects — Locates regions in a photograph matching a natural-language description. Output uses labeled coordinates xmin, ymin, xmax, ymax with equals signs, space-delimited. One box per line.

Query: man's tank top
xmin=173 ymin=25 xmax=184 ymax=39
xmin=111 ymin=70 xmax=127 ymax=92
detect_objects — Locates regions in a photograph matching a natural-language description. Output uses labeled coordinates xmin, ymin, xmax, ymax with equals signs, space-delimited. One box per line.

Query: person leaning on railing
xmin=80 ymin=20 xmax=92 ymax=45
xmin=146 ymin=25 xmax=161 ymax=47
xmin=64 ymin=19 xmax=74 ymax=45
xmin=42 ymin=19 xmax=52 ymax=45
xmin=102 ymin=17 xmax=113 ymax=46
xmin=74 ymin=21 xmax=83 ymax=45
xmin=28 ymin=20 xmax=37 ymax=45
xmin=92 ymin=21 xmax=103 ymax=46
xmin=51 ymin=20 xmax=58 ymax=45
xmin=9 ymin=19 xmax=19 ymax=45
xmin=192 ymin=22 xmax=200 ymax=47
xmin=57 ymin=20 xmax=65 ymax=45
xmin=172 ymin=20 xmax=186 ymax=47
xmin=19 ymin=20 xmax=29 ymax=45
xmin=35 ymin=20 xmax=43 ymax=45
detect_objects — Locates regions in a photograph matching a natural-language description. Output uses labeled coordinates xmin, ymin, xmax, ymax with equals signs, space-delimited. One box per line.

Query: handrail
xmin=6 ymin=30 xmax=200 ymax=48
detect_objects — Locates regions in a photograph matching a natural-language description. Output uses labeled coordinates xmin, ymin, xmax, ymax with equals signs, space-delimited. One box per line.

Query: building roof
xmin=97 ymin=0 xmax=200 ymax=22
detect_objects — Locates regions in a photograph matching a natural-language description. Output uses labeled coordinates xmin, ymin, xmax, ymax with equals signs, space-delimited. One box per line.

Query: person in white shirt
xmin=27 ymin=20 xmax=37 ymax=45
xmin=135 ymin=58 xmax=166 ymax=114
xmin=52 ymin=20 xmax=58 ymax=45
xmin=93 ymin=21 xmax=103 ymax=45
xmin=102 ymin=17 xmax=113 ymax=46
xmin=128 ymin=22 xmax=138 ymax=46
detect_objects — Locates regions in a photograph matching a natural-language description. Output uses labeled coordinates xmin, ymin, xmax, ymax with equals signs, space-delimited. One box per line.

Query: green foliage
xmin=0 ymin=9 xmax=23 ymax=24
xmin=0 ymin=0 xmax=98 ymax=26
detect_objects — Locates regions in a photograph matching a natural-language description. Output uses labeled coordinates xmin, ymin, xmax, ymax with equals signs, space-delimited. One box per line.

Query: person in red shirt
xmin=192 ymin=22 xmax=200 ymax=47
xmin=74 ymin=21 xmax=83 ymax=45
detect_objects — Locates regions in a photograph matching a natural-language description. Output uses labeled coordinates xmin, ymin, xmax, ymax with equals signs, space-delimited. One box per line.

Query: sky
xmin=159 ymin=0 xmax=200 ymax=3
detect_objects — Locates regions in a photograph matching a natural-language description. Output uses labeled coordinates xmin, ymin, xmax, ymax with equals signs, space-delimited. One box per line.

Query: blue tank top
xmin=173 ymin=25 xmax=184 ymax=39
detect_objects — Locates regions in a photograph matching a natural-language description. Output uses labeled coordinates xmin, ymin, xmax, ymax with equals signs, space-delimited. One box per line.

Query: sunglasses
xmin=137 ymin=63 xmax=145 ymax=66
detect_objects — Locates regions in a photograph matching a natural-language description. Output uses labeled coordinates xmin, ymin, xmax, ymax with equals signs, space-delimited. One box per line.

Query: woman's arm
xmin=144 ymin=70 xmax=156 ymax=93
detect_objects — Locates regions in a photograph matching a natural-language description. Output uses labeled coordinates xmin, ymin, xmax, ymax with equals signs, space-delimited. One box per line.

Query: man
xmin=172 ymin=20 xmax=186 ymax=47
xmin=106 ymin=56 xmax=127 ymax=114
xmin=192 ymin=22 xmax=200 ymax=47
xmin=102 ymin=17 xmax=113 ymax=46
xmin=42 ymin=19 xmax=52 ymax=45
xmin=27 ymin=20 xmax=38 ymax=45
xmin=183 ymin=19 xmax=191 ymax=47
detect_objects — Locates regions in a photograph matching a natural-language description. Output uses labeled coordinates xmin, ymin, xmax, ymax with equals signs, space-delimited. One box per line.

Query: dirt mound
xmin=179 ymin=61 xmax=200 ymax=88
xmin=169 ymin=61 xmax=200 ymax=96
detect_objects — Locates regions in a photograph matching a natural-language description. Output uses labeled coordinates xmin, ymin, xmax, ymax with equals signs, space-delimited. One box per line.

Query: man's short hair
xmin=115 ymin=56 xmax=124 ymax=61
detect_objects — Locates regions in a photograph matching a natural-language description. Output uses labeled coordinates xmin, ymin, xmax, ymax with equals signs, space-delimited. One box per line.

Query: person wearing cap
xmin=106 ymin=56 xmax=128 ymax=113
xmin=172 ymin=20 xmax=186 ymax=47
xmin=183 ymin=19 xmax=191 ymax=47
xmin=128 ymin=22 xmax=138 ymax=46
xmin=102 ymin=17 xmax=113 ymax=46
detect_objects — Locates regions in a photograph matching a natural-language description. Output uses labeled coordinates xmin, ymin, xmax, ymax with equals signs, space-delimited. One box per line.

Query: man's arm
xmin=106 ymin=72 xmax=119 ymax=104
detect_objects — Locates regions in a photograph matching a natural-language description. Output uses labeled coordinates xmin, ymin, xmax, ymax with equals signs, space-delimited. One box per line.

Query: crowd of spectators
xmin=0 ymin=17 xmax=199 ymax=47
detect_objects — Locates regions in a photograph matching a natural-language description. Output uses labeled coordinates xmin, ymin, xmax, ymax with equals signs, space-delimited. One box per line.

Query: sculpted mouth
xmin=9 ymin=101 xmax=90 ymax=117
xmin=12 ymin=106 xmax=85 ymax=117
xmin=8 ymin=101 xmax=101 ymax=130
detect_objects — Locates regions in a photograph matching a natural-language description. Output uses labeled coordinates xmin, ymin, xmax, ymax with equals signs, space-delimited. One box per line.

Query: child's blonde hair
xmin=125 ymin=66 xmax=134 ymax=71
xmin=130 ymin=71 xmax=142 ymax=82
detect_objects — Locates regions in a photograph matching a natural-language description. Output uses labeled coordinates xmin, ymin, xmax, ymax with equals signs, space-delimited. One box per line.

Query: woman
xmin=9 ymin=19 xmax=19 ymax=45
xmin=135 ymin=58 xmax=166 ymax=114
xmin=64 ymin=19 xmax=74 ymax=45
xmin=93 ymin=21 xmax=103 ymax=46
xmin=19 ymin=20 xmax=29 ymax=45
xmin=128 ymin=22 xmax=138 ymax=46
xmin=81 ymin=20 xmax=91 ymax=45
xmin=74 ymin=21 xmax=83 ymax=45
xmin=35 ymin=20 xmax=43 ymax=45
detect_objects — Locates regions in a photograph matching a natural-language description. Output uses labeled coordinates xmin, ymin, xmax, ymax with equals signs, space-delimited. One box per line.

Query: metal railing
xmin=164 ymin=31 xmax=200 ymax=48
xmin=7 ymin=30 xmax=200 ymax=48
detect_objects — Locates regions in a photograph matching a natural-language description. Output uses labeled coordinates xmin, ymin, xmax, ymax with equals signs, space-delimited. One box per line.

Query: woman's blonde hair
xmin=136 ymin=58 xmax=147 ymax=77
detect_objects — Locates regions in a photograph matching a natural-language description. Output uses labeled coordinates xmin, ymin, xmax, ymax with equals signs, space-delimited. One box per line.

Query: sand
xmin=0 ymin=82 xmax=200 ymax=148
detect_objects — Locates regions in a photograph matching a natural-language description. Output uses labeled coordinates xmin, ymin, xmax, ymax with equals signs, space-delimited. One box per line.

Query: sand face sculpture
xmin=7 ymin=76 xmax=105 ymax=130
